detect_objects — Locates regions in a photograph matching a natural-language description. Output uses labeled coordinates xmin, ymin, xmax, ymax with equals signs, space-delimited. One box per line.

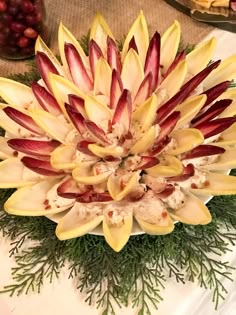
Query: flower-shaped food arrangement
xmin=1 ymin=12 xmax=236 ymax=252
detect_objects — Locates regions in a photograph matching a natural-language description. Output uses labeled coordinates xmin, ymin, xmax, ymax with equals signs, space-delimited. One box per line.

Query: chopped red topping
xmin=108 ymin=211 xmax=113 ymax=217
xmin=45 ymin=205 xmax=51 ymax=210
xmin=13 ymin=151 xmax=18 ymax=157
xmin=191 ymin=183 xmax=198 ymax=189
xmin=43 ymin=199 xmax=49 ymax=205
xmin=161 ymin=212 xmax=168 ymax=218
xmin=204 ymin=180 xmax=210 ymax=187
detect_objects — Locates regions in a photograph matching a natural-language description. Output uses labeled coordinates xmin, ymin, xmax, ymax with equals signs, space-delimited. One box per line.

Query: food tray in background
xmin=164 ymin=0 xmax=236 ymax=33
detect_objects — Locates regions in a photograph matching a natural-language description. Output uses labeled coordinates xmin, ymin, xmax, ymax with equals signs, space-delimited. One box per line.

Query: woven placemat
xmin=0 ymin=0 xmax=214 ymax=75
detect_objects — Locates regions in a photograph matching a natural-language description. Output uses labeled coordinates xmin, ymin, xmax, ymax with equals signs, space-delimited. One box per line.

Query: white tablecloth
xmin=0 ymin=28 xmax=236 ymax=315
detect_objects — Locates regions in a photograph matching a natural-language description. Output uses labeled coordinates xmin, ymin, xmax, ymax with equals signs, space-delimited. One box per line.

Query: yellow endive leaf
xmin=175 ymin=94 xmax=207 ymax=129
xmin=160 ymin=20 xmax=181 ymax=72
xmin=146 ymin=155 xmax=183 ymax=177
xmin=58 ymin=22 xmax=90 ymax=78
xmin=186 ymin=37 xmax=217 ymax=76
xmin=190 ymin=171 xmax=236 ymax=196
xmin=121 ymin=11 xmax=149 ymax=66
xmin=121 ymin=48 xmax=144 ymax=97
xmin=158 ymin=60 xmax=187 ymax=98
xmin=0 ymin=158 xmax=43 ymax=188
xmin=132 ymin=94 xmax=161 ymax=131
xmin=30 ymin=109 xmax=72 ymax=143
xmin=35 ymin=36 xmax=65 ymax=77
xmin=103 ymin=209 xmax=133 ymax=252
xmin=90 ymin=13 xmax=115 ymax=55
xmin=169 ymin=193 xmax=211 ymax=225
xmin=48 ymin=73 xmax=85 ymax=120
xmin=202 ymin=147 xmax=236 ymax=170
xmin=107 ymin=171 xmax=141 ymax=201
xmin=85 ymin=95 xmax=112 ymax=127
xmin=0 ymin=78 xmax=39 ymax=110
xmin=203 ymin=55 xmax=236 ymax=90
xmin=94 ymin=58 xmax=112 ymax=98
xmin=56 ymin=202 xmax=103 ymax=240
xmin=130 ymin=125 xmax=157 ymax=155
xmin=167 ymin=128 xmax=204 ymax=155
xmin=4 ymin=179 xmax=73 ymax=216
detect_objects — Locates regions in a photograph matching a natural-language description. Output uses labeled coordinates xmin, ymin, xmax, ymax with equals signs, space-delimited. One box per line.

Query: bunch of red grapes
xmin=0 ymin=0 xmax=49 ymax=59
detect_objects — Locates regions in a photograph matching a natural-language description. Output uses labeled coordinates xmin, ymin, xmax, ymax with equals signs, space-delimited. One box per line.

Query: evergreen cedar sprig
xmin=0 ymin=44 xmax=236 ymax=315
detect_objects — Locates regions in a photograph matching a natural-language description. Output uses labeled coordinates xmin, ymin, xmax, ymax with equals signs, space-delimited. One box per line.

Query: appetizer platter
xmin=0 ymin=12 xmax=236 ymax=253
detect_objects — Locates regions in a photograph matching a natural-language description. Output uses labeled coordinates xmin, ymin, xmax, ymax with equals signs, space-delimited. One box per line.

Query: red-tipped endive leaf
xmin=21 ymin=156 xmax=64 ymax=176
xmin=77 ymin=141 xmax=96 ymax=156
xmin=57 ymin=176 xmax=87 ymax=199
xmin=7 ymin=139 xmax=60 ymax=157
xmin=202 ymin=81 xmax=231 ymax=108
xmin=144 ymin=32 xmax=160 ymax=92
xmin=156 ymin=111 xmax=180 ymax=144
xmin=134 ymin=72 xmax=152 ymax=106
xmin=168 ymin=164 xmax=195 ymax=181
xmin=181 ymin=145 xmax=225 ymax=160
xmin=65 ymin=103 xmax=86 ymax=135
xmin=64 ymin=43 xmax=93 ymax=93
xmin=76 ymin=191 xmax=113 ymax=203
xmin=35 ymin=52 xmax=59 ymax=91
xmin=191 ymin=99 xmax=232 ymax=126
xmin=110 ymin=69 xmax=123 ymax=109
xmin=31 ymin=81 xmax=62 ymax=116
xmin=85 ymin=120 xmax=111 ymax=145
xmin=162 ymin=50 xmax=186 ymax=81
xmin=137 ymin=156 xmax=159 ymax=170
xmin=155 ymin=184 xmax=175 ymax=198
xmin=194 ymin=117 xmax=236 ymax=139
xmin=3 ymin=107 xmax=44 ymax=135
xmin=149 ymin=137 xmax=171 ymax=156
xmin=89 ymin=39 xmax=103 ymax=78
xmin=112 ymin=89 xmax=132 ymax=134
xmin=128 ymin=36 xmax=139 ymax=54
xmin=156 ymin=60 xmax=221 ymax=123
xmin=107 ymin=36 xmax=122 ymax=73
xmin=68 ymin=94 xmax=86 ymax=117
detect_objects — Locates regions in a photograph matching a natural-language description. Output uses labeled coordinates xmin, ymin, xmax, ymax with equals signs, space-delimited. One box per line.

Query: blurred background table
xmin=0 ymin=0 xmax=213 ymax=75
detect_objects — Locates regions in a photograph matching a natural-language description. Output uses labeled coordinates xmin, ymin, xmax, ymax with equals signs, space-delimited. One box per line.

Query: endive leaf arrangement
xmin=1 ymin=12 xmax=236 ymax=252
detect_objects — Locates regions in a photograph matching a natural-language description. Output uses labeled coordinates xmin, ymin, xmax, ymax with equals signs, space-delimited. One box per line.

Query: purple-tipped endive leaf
xmin=107 ymin=36 xmax=122 ymax=73
xmin=89 ymin=39 xmax=103 ymax=78
xmin=35 ymin=52 xmax=59 ymax=91
xmin=168 ymin=163 xmax=195 ymax=181
xmin=65 ymin=103 xmax=86 ymax=135
xmin=137 ymin=156 xmax=159 ymax=170
xmin=68 ymin=94 xmax=86 ymax=117
xmin=110 ymin=69 xmax=123 ymax=109
xmin=3 ymin=107 xmax=44 ymax=135
xmin=191 ymin=99 xmax=232 ymax=126
xmin=31 ymin=81 xmax=62 ymax=116
xmin=128 ymin=36 xmax=139 ymax=54
xmin=64 ymin=43 xmax=93 ymax=93
xmin=112 ymin=89 xmax=132 ymax=135
xmin=155 ymin=111 xmax=180 ymax=144
xmin=134 ymin=72 xmax=152 ymax=107
xmin=21 ymin=156 xmax=64 ymax=176
xmin=162 ymin=50 xmax=186 ymax=81
xmin=77 ymin=141 xmax=96 ymax=156
xmin=156 ymin=60 xmax=221 ymax=123
xmin=202 ymin=81 xmax=231 ymax=108
xmin=85 ymin=120 xmax=111 ymax=145
xmin=181 ymin=145 xmax=225 ymax=160
xmin=7 ymin=139 xmax=60 ymax=157
xmin=194 ymin=117 xmax=236 ymax=139
xmin=144 ymin=31 xmax=160 ymax=91
xmin=57 ymin=176 xmax=87 ymax=199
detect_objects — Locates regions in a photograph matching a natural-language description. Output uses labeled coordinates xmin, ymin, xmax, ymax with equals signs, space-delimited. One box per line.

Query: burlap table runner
xmin=0 ymin=0 xmax=214 ymax=76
